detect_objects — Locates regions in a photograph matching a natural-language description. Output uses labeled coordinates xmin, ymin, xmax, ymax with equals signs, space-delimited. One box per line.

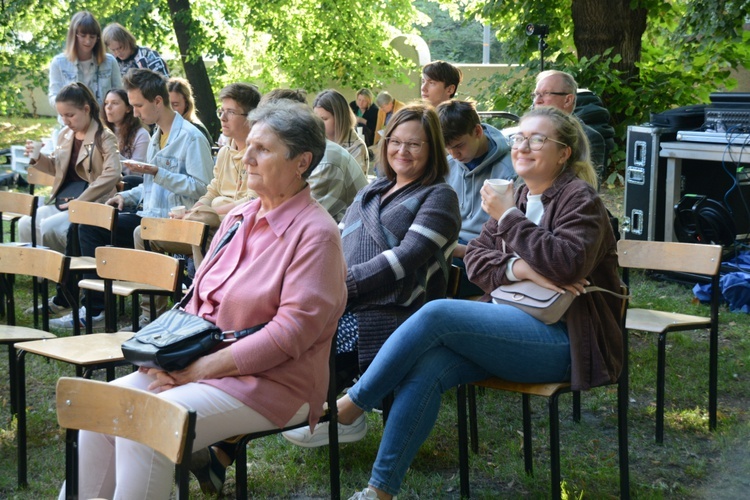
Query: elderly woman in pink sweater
xmin=66 ymin=100 xmax=347 ymax=499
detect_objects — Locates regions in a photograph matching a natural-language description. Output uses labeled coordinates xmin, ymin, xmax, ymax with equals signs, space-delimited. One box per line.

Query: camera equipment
xmin=525 ymin=24 xmax=548 ymax=36
xmin=525 ymin=23 xmax=549 ymax=72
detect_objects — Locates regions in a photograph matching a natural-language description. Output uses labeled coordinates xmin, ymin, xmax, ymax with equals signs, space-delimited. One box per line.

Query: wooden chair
xmin=618 ymin=239 xmax=722 ymax=443
xmin=231 ymin=337 xmax=340 ymax=499
xmin=26 ymin=165 xmax=55 ymax=195
xmin=140 ymin=216 xmax=209 ymax=274
xmin=456 ymin=283 xmax=630 ymax=500
xmin=60 ymin=200 xmax=119 ymax=334
xmin=14 ymin=332 xmax=132 ymax=486
xmin=0 ymin=245 xmax=77 ymax=488
xmin=0 ymin=246 xmax=69 ymax=419
xmin=0 ymin=191 xmax=39 ymax=319
xmin=0 ymin=190 xmax=38 ymax=245
xmin=78 ymin=246 xmax=183 ymax=333
xmin=56 ymin=377 xmax=196 ymax=500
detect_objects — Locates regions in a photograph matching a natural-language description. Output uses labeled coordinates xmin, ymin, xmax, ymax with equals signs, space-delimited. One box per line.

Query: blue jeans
xmin=346 ymin=299 xmax=572 ymax=496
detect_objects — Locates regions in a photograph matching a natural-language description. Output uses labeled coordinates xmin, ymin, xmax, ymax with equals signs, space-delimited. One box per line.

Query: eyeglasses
xmin=509 ymin=133 xmax=568 ymax=151
xmin=386 ymin=138 xmax=425 ymax=154
xmin=216 ymin=108 xmax=248 ymax=119
xmin=530 ymin=91 xmax=569 ymax=100
xmin=76 ymin=33 xmax=98 ymax=41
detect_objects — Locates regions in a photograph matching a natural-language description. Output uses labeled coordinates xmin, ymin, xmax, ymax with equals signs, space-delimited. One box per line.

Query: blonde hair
xmin=520 ymin=106 xmax=598 ymax=190
xmin=313 ymin=89 xmax=357 ymax=145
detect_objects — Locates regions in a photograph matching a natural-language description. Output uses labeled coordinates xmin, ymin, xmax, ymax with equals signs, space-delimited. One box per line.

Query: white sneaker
xmin=49 ymin=306 xmax=105 ymax=330
xmin=347 ymin=487 xmax=397 ymax=500
xmin=282 ymin=414 xmax=367 ymax=448
xmin=24 ymin=297 xmax=71 ymax=317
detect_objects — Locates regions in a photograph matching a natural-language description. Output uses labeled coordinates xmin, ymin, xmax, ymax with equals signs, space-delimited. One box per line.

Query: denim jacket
xmin=48 ymin=53 xmax=122 ymax=107
xmin=120 ymin=112 xmax=213 ymax=217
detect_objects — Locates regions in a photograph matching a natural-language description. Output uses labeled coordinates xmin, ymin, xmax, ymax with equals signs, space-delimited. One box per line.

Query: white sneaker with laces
xmin=49 ymin=306 xmax=105 ymax=330
xmin=347 ymin=487 xmax=397 ymax=500
xmin=23 ymin=297 xmax=71 ymax=317
xmin=282 ymin=413 xmax=367 ymax=448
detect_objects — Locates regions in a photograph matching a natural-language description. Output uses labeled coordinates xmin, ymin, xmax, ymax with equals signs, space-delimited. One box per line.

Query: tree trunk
xmin=166 ymin=0 xmax=219 ymax=142
xmin=571 ymin=0 xmax=648 ymax=81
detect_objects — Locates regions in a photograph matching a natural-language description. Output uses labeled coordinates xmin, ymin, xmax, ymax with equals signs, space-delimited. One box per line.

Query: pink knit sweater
xmin=185 ymin=186 xmax=347 ymax=427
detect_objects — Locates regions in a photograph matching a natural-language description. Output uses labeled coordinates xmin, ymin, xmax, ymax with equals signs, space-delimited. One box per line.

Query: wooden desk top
xmin=14 ymin=332 xmax=133 ymax=365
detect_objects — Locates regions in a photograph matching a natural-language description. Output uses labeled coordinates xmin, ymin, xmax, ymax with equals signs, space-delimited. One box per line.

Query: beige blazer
xmin=32 ymin=121 xmax=122 ymax=204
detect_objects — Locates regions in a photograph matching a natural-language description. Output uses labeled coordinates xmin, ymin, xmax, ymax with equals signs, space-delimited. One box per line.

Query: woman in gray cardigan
xmin=282 ymin=103 xmax=461 ymax=447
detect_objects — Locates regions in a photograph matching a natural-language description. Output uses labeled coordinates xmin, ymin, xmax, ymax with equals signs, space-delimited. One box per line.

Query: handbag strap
xmin=177 ymin=218 xmax=243 ymax=310
xmin=175 ymin=217 xmax=267 ymax=341
xmin=582 ymin=285 xmax=630 ymax=300
xmin=219 ymin=322 xmax=269 ymax=342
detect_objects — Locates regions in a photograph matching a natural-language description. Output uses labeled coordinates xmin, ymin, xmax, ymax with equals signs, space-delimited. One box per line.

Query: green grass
xmin=2 ymin=118 xmax=750 ymax=498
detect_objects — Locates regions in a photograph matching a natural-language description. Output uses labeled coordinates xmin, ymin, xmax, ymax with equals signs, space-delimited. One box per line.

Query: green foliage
xmin=462 ymin=0 xmax=750 ymax=185
xmin=0 ymin=0 xmax=421 ymax=115
xmin=413 ymin=0 xmax=507 ymax=64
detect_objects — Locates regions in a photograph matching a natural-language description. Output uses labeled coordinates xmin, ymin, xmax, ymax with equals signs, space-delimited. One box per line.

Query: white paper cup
xmin=29 ymin=140 xmax=43 ymax=160
xmin=170 ymin=205 xmax=186 ymax=217
xmin=484 ymin=178 xmax=513 ymax=194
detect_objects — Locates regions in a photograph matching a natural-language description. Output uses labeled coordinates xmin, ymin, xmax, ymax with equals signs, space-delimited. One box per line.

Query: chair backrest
xmin=0 ymin=190 xmax=37 ymax=218
xmin=56 ymin=377 xmax=195 ymax=463
xmin=0 ymin=245 xmax=68 ymax=283
xmin=94 ymin=246 xmax=181 ymax=291
xmin=68 ymin=200 xmax=118 ymax=232
xmin=617 ymin=240 xmax=722 ymax=276
xmin=0 ymin=245 xmax=69 ymax=326
xmin=26 ymin=165 xmax=56 ymax=193
xmin=140 ymin=217 xmax=209 ymax=249
xmin=0 ymin=191 xmax=38 ymax=244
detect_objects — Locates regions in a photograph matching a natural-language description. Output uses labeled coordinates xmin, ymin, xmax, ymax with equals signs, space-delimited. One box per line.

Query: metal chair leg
xmin=522 ymin=393 xmax=533 ymax=475
xmin=457 ymin=385 xmax=470 ymax=498
xmin=548 ymin=393 xmax=562 ymax=500
xmin=656 ymin=332 xmax=667 ymax=444
xmin=469 ymin=385 xmax=478 ymax=454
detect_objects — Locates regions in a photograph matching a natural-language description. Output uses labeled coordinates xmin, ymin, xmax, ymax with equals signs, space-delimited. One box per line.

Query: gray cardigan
xmin=340 ymin=177 xmax=461 ymax=368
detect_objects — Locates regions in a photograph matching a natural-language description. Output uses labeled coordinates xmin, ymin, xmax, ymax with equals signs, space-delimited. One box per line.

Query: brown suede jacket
xmin=464 ymin=170 xmax=622 ymax=390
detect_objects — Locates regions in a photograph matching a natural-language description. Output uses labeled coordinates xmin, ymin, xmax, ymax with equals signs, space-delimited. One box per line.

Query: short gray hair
xmin=248 ymin=101 xmax=326 ymax=178
xmin=536 ymin=70 xmax=578 ymax=106
xmin=376 ymin=91 xmax=394 ymax=108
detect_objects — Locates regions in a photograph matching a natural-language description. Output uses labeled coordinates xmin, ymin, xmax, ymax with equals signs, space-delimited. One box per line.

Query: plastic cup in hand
xmin=170 ymin=205 xmax=186 ymax=218
xmin=485 ymin=178 xmax=513 ymax=194
xmin=28 ymin=140 xmax=43 ymax=160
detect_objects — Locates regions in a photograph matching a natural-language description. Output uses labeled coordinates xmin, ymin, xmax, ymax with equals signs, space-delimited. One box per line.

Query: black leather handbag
xmin=121 ymin=307 xmax=266 ymax=371
xmin=54 ymin=180 xmax=88 ymax=210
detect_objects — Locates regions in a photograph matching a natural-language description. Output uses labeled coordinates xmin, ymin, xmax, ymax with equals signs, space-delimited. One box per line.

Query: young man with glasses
xmin=533 ymin=70 xmax=606 ymax=175
xmin=437 ymin=100 xmax=514 ymax=296
xmin=171 ymin=83 xmax=261 ymax=267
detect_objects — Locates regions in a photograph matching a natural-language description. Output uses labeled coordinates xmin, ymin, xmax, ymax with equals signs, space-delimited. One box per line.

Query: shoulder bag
xmin=54 ymin=180 xmax=88 ymax=210
xmin=491 ymin=280 xmax=628 ymax=325
xmin=121 ymin=219 xmax=266 ymax=371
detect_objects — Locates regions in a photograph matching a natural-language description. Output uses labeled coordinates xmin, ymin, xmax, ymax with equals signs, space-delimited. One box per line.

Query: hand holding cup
xmin=481 ymin=178 xmax=515 ymax=220
xmin=25 ymin=140 xmax=44 ymax=161
xmin=170 ymin=205 xmax=186 ymax=219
